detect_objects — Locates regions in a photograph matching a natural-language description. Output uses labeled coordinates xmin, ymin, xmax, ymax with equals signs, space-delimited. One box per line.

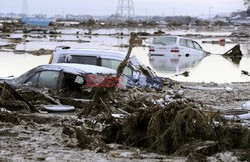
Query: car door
xmin=186 ymin=39 xmax=200 ymax=56
xmin=24 ymin=70 xmax=60 ymax=89
xmin=179 ymin=38 xmax=190 ymax=56
xmin=193 ymin=41 xmax=205 ymax=56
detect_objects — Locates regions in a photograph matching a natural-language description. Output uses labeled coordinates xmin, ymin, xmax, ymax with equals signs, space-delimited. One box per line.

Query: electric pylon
xmin=116 ymin=0 xmax=135 ymax=18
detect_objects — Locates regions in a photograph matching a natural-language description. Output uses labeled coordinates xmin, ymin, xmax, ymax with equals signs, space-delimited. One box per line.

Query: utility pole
xmin=116 ymin=0 xmax=135 ymax=19
xmin=62 ymin=8 xmax=64 ymax=18
xmin=209 ymin=7 xmax=212 ymax=20
xmin=22 ymin=0 xmax=28 ymax=17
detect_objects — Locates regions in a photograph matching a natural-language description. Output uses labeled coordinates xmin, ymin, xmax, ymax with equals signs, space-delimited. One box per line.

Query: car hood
xmin=0 ymin=76 xmax=15 ymax=83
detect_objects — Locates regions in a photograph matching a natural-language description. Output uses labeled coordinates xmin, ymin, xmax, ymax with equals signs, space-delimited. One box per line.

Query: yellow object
xmin=48 ymin=54 xmax=53 ymax=64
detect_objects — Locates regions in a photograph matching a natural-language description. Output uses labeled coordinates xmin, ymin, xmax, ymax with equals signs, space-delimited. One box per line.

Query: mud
xmin=0 ymin=111 xmax=187 ymax=162
xmin=1 ymin=19 xmax=250 ymax=161
xmin=1 ymin=77 xmax=250 ymax=161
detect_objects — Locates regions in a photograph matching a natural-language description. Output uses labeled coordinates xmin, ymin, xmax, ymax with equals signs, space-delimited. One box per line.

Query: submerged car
xmin=0 ymin=63 xmax=124 ymax=91
xmin=149 ymin=36 xmax=206 ymax=57
xmin=48 ymin=47 xmax=160 ymax=87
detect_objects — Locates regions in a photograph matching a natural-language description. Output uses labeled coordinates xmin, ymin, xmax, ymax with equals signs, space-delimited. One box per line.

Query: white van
xmin=49 ymin=47 xmax=159 ymax=87
xmin=149 ymin=36 xmax=206 ymax=57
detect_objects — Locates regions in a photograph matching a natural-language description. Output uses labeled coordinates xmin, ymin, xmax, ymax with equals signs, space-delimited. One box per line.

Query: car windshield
xmin=68 ymin=55 xmax=98 ymax=65
xmin=101 ymin=58 xmax=132 ymax=76
xmin=153 ymin=37 xmax=177 ymax=45
xmin=57 ymin=54 xmax=133 ymax=76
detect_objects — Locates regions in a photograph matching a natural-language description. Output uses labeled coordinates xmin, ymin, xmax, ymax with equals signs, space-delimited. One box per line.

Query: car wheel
xmin=185 ymin=54 xmax=190 ymax=57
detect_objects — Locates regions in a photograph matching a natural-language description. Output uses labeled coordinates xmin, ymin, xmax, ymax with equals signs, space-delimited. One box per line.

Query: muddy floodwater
xmin=1 ymin=28 xmax=250 ymax=83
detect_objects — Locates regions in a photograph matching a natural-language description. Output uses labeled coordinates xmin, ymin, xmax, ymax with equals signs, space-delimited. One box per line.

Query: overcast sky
xmin=0 ymin=0 xmax=246 ymax=17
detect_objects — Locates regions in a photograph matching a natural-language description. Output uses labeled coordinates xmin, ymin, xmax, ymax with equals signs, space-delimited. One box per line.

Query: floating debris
xmin=242 ymin=70 xmax=250 ymax=76
xmin=26 ymin=48 xmax=53 ymax=56
xmin=222 ymin=44 xmax=243 ymax=64
xmin=0 ymin=44 xmax=16 ymax=50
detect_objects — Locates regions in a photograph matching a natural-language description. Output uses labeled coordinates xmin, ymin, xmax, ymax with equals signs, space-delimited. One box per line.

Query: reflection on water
xmin=149 ymin=54 xmax=250 ymax=83
xmin=1 ymin=29 xmax=250 ymax=83
xmin=0 ymin=52 xmax=50 ymax=77
xmin=149 ymin=55 xmax=205 ymax=74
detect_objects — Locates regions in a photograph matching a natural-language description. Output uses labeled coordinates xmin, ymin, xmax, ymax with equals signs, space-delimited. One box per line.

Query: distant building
xmin=213 ymin=13 xmax=231 ymax=23
xmin=55 ymin=14 xmax=64 ymax=20
xmin=65 ymin=14 xmax=92 ymax=21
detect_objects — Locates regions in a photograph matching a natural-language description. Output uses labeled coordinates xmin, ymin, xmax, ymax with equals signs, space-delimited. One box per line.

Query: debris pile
xmin=0 ymin=76 xmax=250 ymax=160
xmin=0 ymin=32 xmax=250 ymax=161
xmin=0 ymin=44 xmax=17 ymax=50
xmin=230 ymin=31 xmax=250 ymax=37
xmin=222 ymin=44 xmax=243 ymax=64
xmin=71 ymin=84 xmax=249 ymax=161
xmin=0 ymin=83 xmax=37 ymax=112
xmin=26 ymin=48 xmax=54 ymax=56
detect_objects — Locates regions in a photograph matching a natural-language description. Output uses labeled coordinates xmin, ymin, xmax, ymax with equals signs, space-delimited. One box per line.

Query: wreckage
xmin=49 ymin=47 xmax=159 ymax=87
xmin=223 ymin=44 xmax=243 ymax=64
xmin=0 ymin=33 xmax=250 ymax=161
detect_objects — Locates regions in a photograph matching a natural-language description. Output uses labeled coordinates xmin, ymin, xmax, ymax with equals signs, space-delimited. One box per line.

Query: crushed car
xmin=0 ymin=63 xmax=128 ymax=112
xmin=0 ymin=63 xmax=126 ymax=91
xmin=48 ymin=47 xmax=161 ymax=87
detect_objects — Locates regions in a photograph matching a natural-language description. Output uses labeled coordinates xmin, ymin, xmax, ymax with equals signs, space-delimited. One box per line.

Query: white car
xmin=1 ymin=63 xmax=123 ymax=90
xmin=149 ymin=36 xmax=206 ymax=57
xmin=48 ymin=47 xmax=160 ymax=87
xmin=49 ymin=47 xmax=133 ymax=76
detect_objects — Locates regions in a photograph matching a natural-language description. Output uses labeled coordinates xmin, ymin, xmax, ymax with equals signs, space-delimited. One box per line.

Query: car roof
xmin=155 ymin=35 xmax=183 ymax=39
xmin=153 ymin=36 xmax=200 ymax=44
xmin=54 ymin=47 xmax=127 ymax=61
xmin=38 ymin=63 xmax=116 ymax=75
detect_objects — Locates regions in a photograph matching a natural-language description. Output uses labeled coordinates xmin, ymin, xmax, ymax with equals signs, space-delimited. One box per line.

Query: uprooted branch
xmin=79 ymin=32 xmax=138 ymax=116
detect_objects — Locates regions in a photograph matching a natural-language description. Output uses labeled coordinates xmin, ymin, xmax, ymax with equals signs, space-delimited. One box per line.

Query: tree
xmin=244 ymin=0 xmax=250 ymax=9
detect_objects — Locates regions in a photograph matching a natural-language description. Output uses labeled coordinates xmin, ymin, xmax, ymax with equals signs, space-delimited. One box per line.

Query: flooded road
xmin=0 ymin=28 xmax=250 ymax=83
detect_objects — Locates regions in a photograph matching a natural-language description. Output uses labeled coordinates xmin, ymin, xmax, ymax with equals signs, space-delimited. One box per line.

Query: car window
xmin=179 ymin=39 xmax=187 ymax=47
xmin=101 ymin=58 xmax=132 ymax=76
xmin=193 ymin=41 xmax=203 ymax=50
xmin=25 ymin=71 xmax=59 ymax=89
xmin=75 ymin=75 xmax=84 ymax=85
xmin=62 ymin=73 xmax=85 ymax=91
xmin=57 ymin=54 xmax=67 ymax=63
xmin=26 ymin=73 xmax=40 ymax=87
xmin=37 ymin=71 xmax=60 ymax=89
xmin=153 ymin=37 xmax=177 ymax=45
xmin=69 ymin=56 xmax=98 ymax=65
xmin=187 ymin=40 xmax=195 ymax=49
